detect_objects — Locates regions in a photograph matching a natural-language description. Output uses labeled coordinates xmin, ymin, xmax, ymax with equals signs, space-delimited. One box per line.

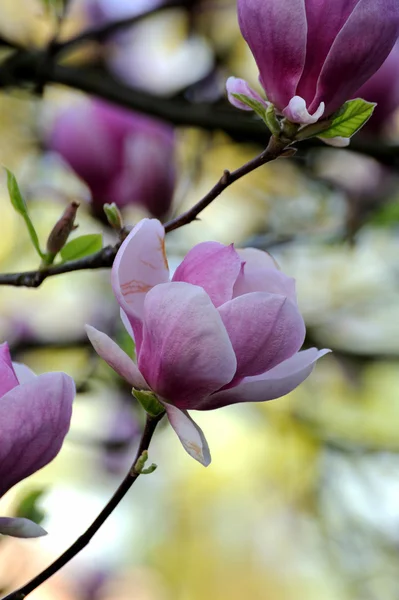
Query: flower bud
xmin=46 ymin=201 xmax=79 ymax=256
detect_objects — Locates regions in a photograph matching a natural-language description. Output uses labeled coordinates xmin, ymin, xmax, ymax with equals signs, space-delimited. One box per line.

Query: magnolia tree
xmin=0 ymin=0 xmax=398 ymax=597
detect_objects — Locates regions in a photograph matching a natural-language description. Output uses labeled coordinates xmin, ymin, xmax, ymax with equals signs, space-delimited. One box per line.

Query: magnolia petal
xmin=165 ymin=403 xmax=211 ymax=466
xmin=111 ymin=218 xmax=169 ymax=350
xmin=310 ymin=0 xmax=399 ymax=115
xmin=0 ymin=372 xmax=75 ymax=497
xmin=282 ymin=96 xmax=325 ymax=124
xmin=201 ymin=348 xmax=330 ymax=409
xmin=233 ymin=248 xmax=296 ymax=302
xmin=226 ymin=76 xmax=268 ymax=111
xmin=12 ymin=362 xmax=37 ymax=384
xmin=85 ymin=325 xmax=147 ymax=389
xmin=237 ymin=0 xmax=307 ymax=110
xmin=138 ymin=282 xmax=237 ymax=407
xmin=0 ymin=517 xmax=47 ymax=538
xmin=296 ymin=0 xmax=360 ymax=104
xmin=172 ymin=242 xmax=242 ymax=307
xmin=218 ymin=292 xmax=306 ymax=380
xmin=0 ymin=343 xmax=19 ymax=398
xmin=320 ymin=136 xmax=351 ymax=147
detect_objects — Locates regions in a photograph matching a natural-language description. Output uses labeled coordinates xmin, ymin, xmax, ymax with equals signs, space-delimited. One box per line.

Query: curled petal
xmin=218 ymin=292 xmax=305 ymax=380
xmin=201 ymin=348 xmax=330 ymax=409
xmin=226 ymin=76 xmax=268 ymax=111
xmin=111 ymin=218 xmax=169 ymax=350
xmin=164 ymin=403 xmax=211 ymax=466
xmin=86 ymin=325 xmax=148 ymax=389
xmin=282 ymin=96 xmax=325 ymax=124
xmin=0 ymin=517 xmax=47 ymax=538
xmin=0 ymin=372 xmax=75 ymax=497
xmin=233 ymin=248 xmax=296 ymax=302
xmin=139 ymin=282 xmax=237 ymax=407
xmin=172 ymin=242 xmax=242 ymax=307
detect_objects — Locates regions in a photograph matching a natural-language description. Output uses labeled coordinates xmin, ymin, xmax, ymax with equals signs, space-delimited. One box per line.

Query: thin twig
xmin=0 ymin=138 xmax=288 ymax=288
xmin=2 ymin=412 xmax=165 ymax=600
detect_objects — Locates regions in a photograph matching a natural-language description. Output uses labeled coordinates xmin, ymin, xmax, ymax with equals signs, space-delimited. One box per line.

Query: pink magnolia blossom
xmin=48 ymin=99 xmax=176 ymax=220
xmin=229 ymin=0 xmax=399 ymax=125
xmin=86 ymin=219 xmax=329 ymax=466
xmin=354 ymin=42 xmax=399 ymax=135
xmin=0 ymin=343 xmax=75 ymax=537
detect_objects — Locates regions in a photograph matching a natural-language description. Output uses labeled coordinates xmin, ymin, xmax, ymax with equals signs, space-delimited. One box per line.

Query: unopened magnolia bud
xmin=46 ymin=201 xmax=79 ymax=256
xmin=104 ymin=203 xmax=123 ymax=230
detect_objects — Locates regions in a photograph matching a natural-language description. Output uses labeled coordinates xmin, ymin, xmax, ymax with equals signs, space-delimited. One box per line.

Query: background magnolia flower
xmin=86 ymin=219 xmax=329 ymax=466
xmin=354 ymin=42 xmax=399 ymax=135
xmin=0 ymin=343 xmax=75 ymax=537
xmin=48 ymin=99 xmax=176 ymax=220
xmin=229 ymin=0 xmax=399 ymax=125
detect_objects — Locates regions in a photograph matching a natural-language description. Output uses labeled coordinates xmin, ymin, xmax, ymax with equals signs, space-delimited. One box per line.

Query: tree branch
xmin=0 ymin=139 xmax=288 ymax=287
xmin=3 ymin=411 xmax=165 ymax=600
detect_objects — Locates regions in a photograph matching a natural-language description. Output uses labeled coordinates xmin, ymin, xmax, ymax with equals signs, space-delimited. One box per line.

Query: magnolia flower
xmin=86 ymin=219 xmax=329 ymax=466
xmin=48 ymin=99 xmax=176 ymax=220
xmin=355 ymin=42 xmax=399 ymax=135
xmin=229 ymin=0 xmax=399 ymax=125
xmin=0 ymin=343 xmax=75 ymax=537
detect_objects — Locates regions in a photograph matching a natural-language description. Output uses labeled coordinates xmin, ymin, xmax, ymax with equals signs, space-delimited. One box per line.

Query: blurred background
xmin=1 ymin=0 xmax=399 ymax=598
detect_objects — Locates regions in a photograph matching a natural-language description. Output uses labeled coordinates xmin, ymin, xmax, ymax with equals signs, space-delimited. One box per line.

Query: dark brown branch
xmin=0 ymin=139 xmax=288 ymax=287
xmin=3 ymin=412 xmax=165 ymax=600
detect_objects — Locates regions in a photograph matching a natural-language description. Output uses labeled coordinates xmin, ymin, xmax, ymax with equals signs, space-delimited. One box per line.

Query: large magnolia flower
xmin=87 ymin=219 xmax=329 ymax=465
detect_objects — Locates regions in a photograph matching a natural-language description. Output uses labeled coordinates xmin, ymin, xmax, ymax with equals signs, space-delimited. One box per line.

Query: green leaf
xmin=318 ymin=99 xmax=376 ymax=140
xmin=232 ymin=93 xmax=268 ymax=121
xmin=14 ymin=488 xmax=46 ymax=525
xmin=5 ymin=168 xmax=44 ymax=259
xmin=60 ymin=233 xmax=103 ymax=262
xmin=132 ymin=389 xmax=165 ymax=417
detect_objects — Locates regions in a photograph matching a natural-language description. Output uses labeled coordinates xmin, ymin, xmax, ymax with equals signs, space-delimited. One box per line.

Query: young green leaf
xmin=231 ymin=93 xmax=268 ymax=120
xmin=60 ymin=233 xmax=103 ymax=262
xmin=318 ymin=99 xmax=376 ymax=140
xmin=5 ymin=168 xmax=45 ymax=259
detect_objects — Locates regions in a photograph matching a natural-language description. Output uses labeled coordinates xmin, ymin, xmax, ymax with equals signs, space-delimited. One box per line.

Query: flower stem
xmin=2 ymin=411 xmax=165 ymax=600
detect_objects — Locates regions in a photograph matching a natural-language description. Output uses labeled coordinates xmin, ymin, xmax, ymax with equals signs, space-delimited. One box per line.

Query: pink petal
xmin=0 ymin=343 xmax=19 ymax=398
xmin=164 ymin=403 xmax=211 ymax=466
xmin=226 ymin=76 xmax=269 ymax=111
xmin=320 ymin=136 xmax=350 ymax=147
xmin=172 ymin=242 xmax=242 ymax=307
xmin=138 ymin=282 xmax=237 ymax=407
xmin=0 ymin=372 xmax=75 ymax=497
xmin=0 ymin=517 xmax=47 ymax=538
xmin=111 ymin=218 xmax=170 ymax=350
xmin=310 ymin=0 xmax=399 ymax=115
xmin=218 ymin=292 xmax=305 ymax=380
xmin=282 ymin=96 xmax=325 ymax=124
xmin=200 ymin=348 xmax=330 ymax=409
xmin=85 ymin=325 xmax=148 ymax=389
xmin=238 ymin=0 xmax=307 ymax=110
xmin=12 ymin=362 xmax=36 ymax=384
xmin=233 ymin=248 xmax=296 ymax=302
xmin=297 ymin=0 xmax=361 ymax=104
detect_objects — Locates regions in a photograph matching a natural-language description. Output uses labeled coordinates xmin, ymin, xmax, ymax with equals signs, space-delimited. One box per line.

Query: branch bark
xmin=0 ymin=138 xmax=288 ymax=287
